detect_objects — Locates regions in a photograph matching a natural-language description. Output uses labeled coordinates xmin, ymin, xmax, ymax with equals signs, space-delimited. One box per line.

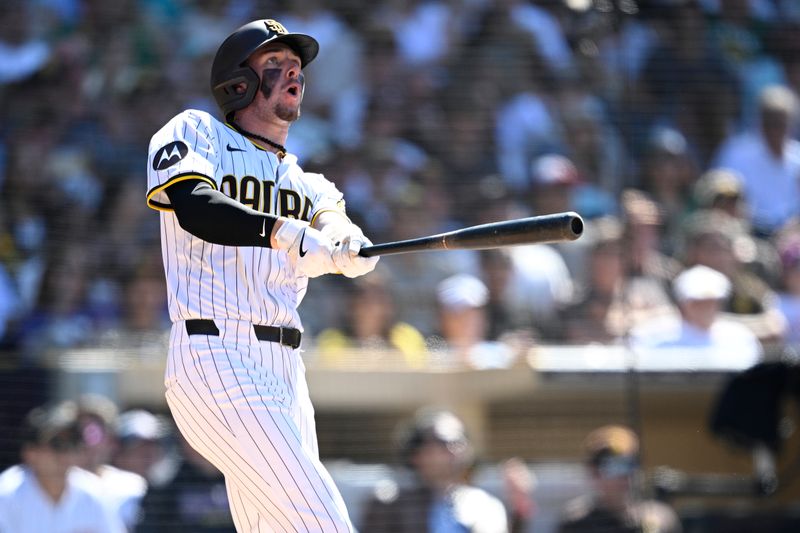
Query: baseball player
xmin=146 ymin=19 xmax=378 ymax=532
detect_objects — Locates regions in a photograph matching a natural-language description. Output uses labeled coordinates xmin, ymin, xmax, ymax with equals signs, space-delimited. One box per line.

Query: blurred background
xmin=2 ymin=0 xmax=800 ymax=531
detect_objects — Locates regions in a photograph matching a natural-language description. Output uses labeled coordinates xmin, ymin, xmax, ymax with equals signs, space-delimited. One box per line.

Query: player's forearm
xmin=166 ymin=180 xmax=277 ymax=247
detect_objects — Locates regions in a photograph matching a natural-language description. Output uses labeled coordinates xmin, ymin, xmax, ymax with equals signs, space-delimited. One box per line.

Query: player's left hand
xmin=274 ymin=218 xmax=339 ymax=278
xmin=320 ymin=222 xmax=364 ymax=246
xmin=332 ymin=233 xmax=379 ymax=278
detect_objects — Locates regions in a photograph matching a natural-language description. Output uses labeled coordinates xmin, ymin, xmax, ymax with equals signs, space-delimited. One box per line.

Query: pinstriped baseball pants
xmin=164 ymin=320 xmax=355 ymax=532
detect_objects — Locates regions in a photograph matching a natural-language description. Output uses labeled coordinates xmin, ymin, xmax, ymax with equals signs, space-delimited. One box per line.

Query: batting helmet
xmin=210 ymin=19 xmax=319 ymax=121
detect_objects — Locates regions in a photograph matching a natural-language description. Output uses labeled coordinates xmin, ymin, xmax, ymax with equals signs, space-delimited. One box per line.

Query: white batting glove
xmin=320 ymin=222 xmax=364 ymax=245
xmin=332 ymin=233 xmax=379 ymax=278
xmin=273 ymin=219 xmax=338 ymax=278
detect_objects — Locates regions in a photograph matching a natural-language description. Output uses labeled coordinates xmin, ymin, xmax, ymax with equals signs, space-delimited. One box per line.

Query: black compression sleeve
xmin=165 ymin=179 xmax=278 ymax=247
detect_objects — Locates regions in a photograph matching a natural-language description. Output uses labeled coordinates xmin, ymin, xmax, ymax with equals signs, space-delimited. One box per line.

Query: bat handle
xmin=358 ymin=245 xmax=379 ymax=258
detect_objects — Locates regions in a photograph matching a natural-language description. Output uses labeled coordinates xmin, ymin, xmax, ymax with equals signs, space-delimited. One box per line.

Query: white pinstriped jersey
xmin=146 ymin=109 xmax=345 ymax=329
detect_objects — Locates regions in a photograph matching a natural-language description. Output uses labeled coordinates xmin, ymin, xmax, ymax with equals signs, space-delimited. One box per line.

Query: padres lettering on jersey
xmin=146 ymin=109 xmax=345 ymax=328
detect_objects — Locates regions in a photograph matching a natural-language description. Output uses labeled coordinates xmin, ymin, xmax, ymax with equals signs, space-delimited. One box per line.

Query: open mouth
xmin=286 ymin=85 xmax=300 ymax=97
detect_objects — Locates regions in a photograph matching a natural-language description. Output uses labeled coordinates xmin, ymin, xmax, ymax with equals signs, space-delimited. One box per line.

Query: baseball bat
xmin=358 ymin=211 xmax=583 ymax=258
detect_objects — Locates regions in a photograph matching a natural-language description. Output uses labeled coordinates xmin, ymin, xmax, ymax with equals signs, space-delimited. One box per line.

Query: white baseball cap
xmin=436 ymin=274 xmax=489 ymax=310
xmin=672 ymin=265 xmax=731 ymax=302
xmin=530 ymin=154 xmax=580 ymax=186
xmin=117 ymin=409 xmax=169 ymax=443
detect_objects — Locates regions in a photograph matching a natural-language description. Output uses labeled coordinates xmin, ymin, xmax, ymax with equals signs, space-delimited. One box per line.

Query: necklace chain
xmin=230 ymin=122 xmax=287 ymax=157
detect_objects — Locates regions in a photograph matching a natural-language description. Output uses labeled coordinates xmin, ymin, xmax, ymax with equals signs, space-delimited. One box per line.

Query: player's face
xmin=248 ymin=43 xmax=305 ymax=122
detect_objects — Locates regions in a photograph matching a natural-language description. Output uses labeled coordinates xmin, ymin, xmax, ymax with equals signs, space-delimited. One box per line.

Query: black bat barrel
xmin=446 ymin=212 xmax=583 ymax=249
xmin=359 ymin=212 xmax=583 ymax=257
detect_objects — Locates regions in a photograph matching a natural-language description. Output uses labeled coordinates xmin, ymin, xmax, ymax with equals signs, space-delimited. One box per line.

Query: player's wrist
xmin=272 ymin=218 xmax=308 ymax=250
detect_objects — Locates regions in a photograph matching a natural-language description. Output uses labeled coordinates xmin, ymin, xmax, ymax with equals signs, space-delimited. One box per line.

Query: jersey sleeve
xmin=304 ymin=172 xmax=348 ymax=225
xmin=146 ymin=110 xmax=220 ymax=211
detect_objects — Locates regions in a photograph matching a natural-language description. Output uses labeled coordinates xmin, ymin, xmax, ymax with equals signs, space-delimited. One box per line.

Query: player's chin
xmin=275 ymin=102 xmax=301 ymax=122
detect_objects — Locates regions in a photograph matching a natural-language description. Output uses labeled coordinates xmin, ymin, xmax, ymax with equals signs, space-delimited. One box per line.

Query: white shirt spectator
xmin=630 ymin=315 xmax=762 ymax=371
xmin=389 ymin=1 xmax=452 ymax=66
xmin=511 ymin=2 xmax=574 ymax=75
xmin=0 ymin=465 xmax=124 ymax=533
xmin=630 ymin=265 xmax=763 ymax=371
xmin=96 ymin=464 xmax=147 ymax=531
xmin=599 ymin=19 xmax=659 ymax=82
xmin=507 ymin=244 xmax=574 ymax=321
xmin=714 ymin=131 xmax=800 ymax=233
xmin=495 ymin=93 xmax=559 ymax=190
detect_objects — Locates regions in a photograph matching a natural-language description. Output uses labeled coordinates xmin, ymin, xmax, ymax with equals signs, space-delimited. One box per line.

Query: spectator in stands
xmin=441 ymin=91 xmax=506 ymax=210
xmin=471 ymin=1 xmax=559 ymax=191
xmin=112 ymin=409 xmax=173 ymax=488
xmin=774 ymin=236 xmax=800 ymax=349
xmin=479 ymin=249 xmax=533 ymax=341
xmin=94 ymin=252 xmax=170 ymax=351
xmin=619 ymin=189 xmax=682 ymax=297
xmin=529 ymin=153 xmax=582 ymax=216
xmin=496 ymin=154 xmax=576 ymax=338
xmin=556 ymin=425 xmax=681 ymax=533
xmin=713 ymin=84 xmax=800 ymax=237
xmin=360 ymin=407 xmax=531 ymax=533
xmin=135 ymin=430 xmax=235 ymax=532
xmin=76 ymin=394 xmax=148 ymax=531
xmin=691 ymin=168 xmax=747 ymax=222
xmin=278 ymin=0 xmax=366 ymax=160
xmin=679 ymin=210 xmax=786 ymax=345
xmin=636 ymin=127 xmax=698 ymax=246
xmin=558 ymin=90 xmax=627 ymax=213
xmin=561 ymin=212 xmax=675 ymax=344
xmin=639 ymin=0 xmax=738 ymax=165
xmin=692 ymin=168 xmax=783 ymax=285
xmin=561 ymin=217 xmax=636 ymax=344
xmin=508 ymin=0 xmax=574 ymax=78
xmin=430 ymin=274 xmax=518 ymax=370
xmin=380 ymin=185 xmax=481 ymax=337
xmin=14 ymin=244 xmax=97 ymax=362
xmin=0 ymin=400 xmax=123 ymax=532
xmin=376 ymin=0 xmax=455 ymax=69
xmin=630 ymin=265 xmax=762 ymax=371
xmin=314 ymin=267 xmax=428 ymax=368
xmin=0 ymin=1 xmax=54 ymax=85
xmin=708 ymin=0 xmax=787 ymax=129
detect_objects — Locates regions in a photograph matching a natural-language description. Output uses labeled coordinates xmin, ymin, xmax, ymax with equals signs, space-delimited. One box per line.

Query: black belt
xmin=185 ymin=319 xmax=302 ymax=349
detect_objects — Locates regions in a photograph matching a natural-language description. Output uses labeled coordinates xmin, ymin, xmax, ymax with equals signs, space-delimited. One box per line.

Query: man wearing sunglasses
xmin=0 ymin=400 xmax=124 ymax=532
xmin=557 ymin=425 xmax=681 ymax=533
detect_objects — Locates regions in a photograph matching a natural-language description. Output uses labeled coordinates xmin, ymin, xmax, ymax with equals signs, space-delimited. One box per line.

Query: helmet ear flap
xmin=211 ymin=66 xmax=260 ymax=121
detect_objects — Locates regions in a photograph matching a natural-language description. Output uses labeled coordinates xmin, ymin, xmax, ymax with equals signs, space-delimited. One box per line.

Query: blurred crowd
xmin=4 ymin=2 xmax=800 ymax=531
xmin=1 ymin=395 xmax=686 ymax=533
xmin=2 ymin=0 xmax=800 ymax=370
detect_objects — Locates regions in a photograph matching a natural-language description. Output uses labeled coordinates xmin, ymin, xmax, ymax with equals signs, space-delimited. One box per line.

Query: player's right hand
xmin=331 ymin=234 xmax=379 ymax=278
xmin=273 ymin=218 xmax=338 ymax=278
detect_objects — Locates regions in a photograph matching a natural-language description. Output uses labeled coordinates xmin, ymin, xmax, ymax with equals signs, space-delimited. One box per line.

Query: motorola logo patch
xmin=152 ymin=141 xmax=189 ymax=171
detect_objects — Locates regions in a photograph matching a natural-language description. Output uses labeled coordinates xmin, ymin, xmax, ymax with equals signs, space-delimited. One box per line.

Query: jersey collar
xmin=224 ymin=122 xmax=283 ymax=155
